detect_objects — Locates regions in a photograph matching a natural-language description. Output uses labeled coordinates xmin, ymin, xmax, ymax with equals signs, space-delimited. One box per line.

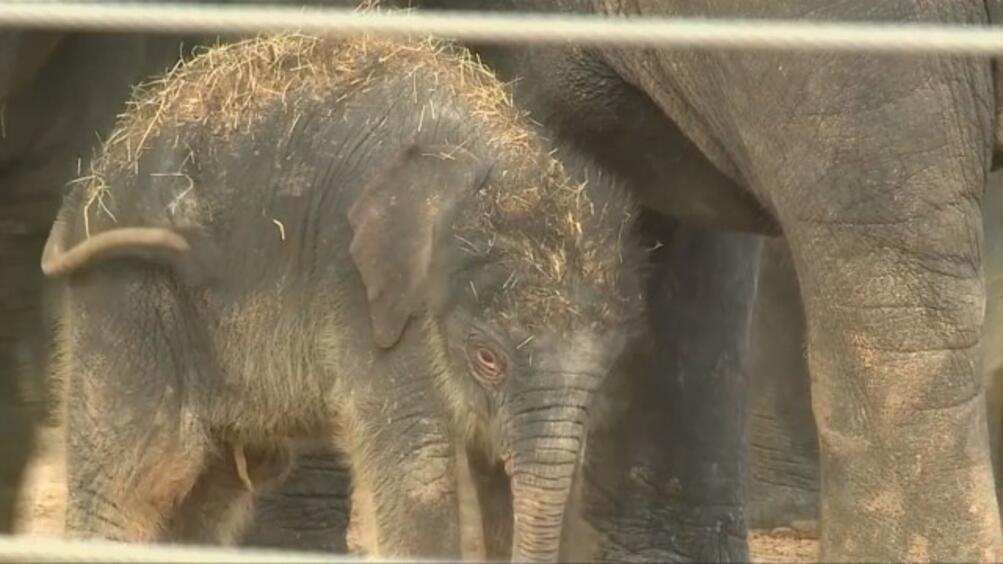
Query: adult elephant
xmin=405 ymin=0 xmax=1003 ymax=561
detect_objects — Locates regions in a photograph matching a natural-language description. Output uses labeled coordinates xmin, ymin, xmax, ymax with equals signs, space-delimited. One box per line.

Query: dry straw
xmin=77 ymin=11 xmax=639 ymax=331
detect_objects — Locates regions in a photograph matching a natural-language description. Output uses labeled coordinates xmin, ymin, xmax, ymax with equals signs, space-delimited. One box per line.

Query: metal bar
xmin=0 ymin=2 xmax=1001 ymax=55
xmin=0 ymin=534 xmax=406 ymax=563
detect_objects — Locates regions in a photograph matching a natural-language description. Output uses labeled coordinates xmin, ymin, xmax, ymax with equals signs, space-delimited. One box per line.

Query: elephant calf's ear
xmin=348 ymin=144 xmax=482 ymax=349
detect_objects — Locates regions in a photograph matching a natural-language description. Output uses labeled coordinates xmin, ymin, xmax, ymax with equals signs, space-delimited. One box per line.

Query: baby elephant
xmin=42 ymin=33 xmax=644 ymax=561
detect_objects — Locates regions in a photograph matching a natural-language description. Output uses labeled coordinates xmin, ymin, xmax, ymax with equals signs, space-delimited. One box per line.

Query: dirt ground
xmin=749 ymin=528 xmax=817 ymax=563
xmin=14 ymin=425 xmax=817 ymax=562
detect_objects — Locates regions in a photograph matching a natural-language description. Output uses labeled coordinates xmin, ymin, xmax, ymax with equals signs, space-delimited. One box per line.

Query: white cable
xmin=0 ymin=2 xmax=1002 ymax=55
xmin=0 ymin=534 xmax=430 ymax=563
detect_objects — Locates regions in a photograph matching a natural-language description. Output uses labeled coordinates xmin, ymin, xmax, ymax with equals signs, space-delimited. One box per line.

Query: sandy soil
xmin=13 ymin=426 xmax=65 ymax=539
xmin=13 ymin=425 xmax=818 ymax=562
xmin=749 ymin=527 xmax=817 ymax=562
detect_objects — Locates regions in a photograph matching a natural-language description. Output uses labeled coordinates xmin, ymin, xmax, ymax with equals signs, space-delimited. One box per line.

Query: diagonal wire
xmin=0 ymin=2 xmax=1002 ymax=55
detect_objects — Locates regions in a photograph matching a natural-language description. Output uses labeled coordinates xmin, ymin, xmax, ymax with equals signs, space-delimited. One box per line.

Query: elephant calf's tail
xmin=41 ymin=217 xmax=191 ymax=278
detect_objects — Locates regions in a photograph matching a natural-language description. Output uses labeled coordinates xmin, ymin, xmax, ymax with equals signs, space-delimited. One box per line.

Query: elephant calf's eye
xmin=468 ymin=340 xmax=506 ymax=385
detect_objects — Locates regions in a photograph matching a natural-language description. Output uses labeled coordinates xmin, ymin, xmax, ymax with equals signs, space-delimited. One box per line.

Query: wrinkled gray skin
xmin=747 ymin=170 xmax=1003 ymax=530
xmin=43 ymin=37 xmax=645 ymax=561
xmin=0 ymin=29 xmax=206 ymax=533
xmin=399 ymin=1 xmax=1003 ymax=561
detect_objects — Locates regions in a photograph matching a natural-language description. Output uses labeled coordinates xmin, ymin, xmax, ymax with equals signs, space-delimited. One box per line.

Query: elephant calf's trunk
xmin=511 ymin=490 xmax=570 ymax=561
xmin=508 ymin=429 xmax=584 ymax=562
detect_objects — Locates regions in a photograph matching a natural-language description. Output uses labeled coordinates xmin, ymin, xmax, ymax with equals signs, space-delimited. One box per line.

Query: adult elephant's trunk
xmin=506 ymin=403 xmax=589 ymax=562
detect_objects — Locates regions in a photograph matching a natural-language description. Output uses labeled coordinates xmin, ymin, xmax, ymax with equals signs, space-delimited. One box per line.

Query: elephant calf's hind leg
xmin=61 ymin=269 xmax=210 ymax=542
xmin=64 ymin=412 xmax=207 ymax=542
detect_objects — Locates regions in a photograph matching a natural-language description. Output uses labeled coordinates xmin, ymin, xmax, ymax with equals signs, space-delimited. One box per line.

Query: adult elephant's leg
xmin=981 ymin=171 xmax=1003 ymax=502
xmin=0 ymin=399 xmax=34 ymax=533
xmin=0 ymin=329 xmax=38 ymax=534
xmin=756 ymin=45 xmax=1000 ymax=561
xmin=749 ymin=182 xmax=1003 ymax=533
xmin=746 ymin=237 xmax=819 ymax=531
xmin=598 ymin=3 xmax=1001 ymax=555
xmin=239 ymin=440 xmax=352 ymax=553
xmin=580 ymin=213 xmax=760 ymax=562
xmin=0 ymin=160 xmax=60 ymax=534
xmin=0 ymin=32 xmax=65 ymax=531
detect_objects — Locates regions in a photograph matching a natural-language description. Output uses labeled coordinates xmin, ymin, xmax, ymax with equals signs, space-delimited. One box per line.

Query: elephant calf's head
xmin=348 ymin=138 xmax=645 ymax=562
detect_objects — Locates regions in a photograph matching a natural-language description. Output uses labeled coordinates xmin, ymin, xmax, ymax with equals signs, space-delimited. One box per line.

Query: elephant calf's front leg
xmin=343 ymin=393 xmax=461 ymax=559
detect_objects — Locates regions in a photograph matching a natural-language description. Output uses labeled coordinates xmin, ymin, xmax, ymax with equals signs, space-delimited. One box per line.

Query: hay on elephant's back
xmin=80 ymin=27 xmax=640 ymax=333
xmin=89 ymin=32 xmax=534 ymax=195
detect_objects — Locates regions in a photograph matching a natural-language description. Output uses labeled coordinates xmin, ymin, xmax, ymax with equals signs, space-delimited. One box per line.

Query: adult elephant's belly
xmin=614 ymin=103 xmax=777 ymax=235
xmin=589 ymin=42 xmax=780 ymax=236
